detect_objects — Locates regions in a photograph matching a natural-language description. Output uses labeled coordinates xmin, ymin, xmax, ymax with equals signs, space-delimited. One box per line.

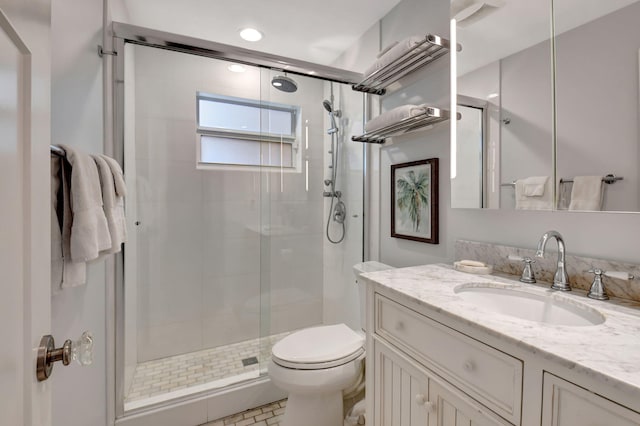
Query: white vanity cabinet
xmin=541 ymin=373 xmax=640 ymax=426
xmin=367 ymin=284 xmax=640 ymax=426
xmin=371 ymin=294 xmax=522 ymax=425
xmin=373 ymin=339 xmax=510 ymax=426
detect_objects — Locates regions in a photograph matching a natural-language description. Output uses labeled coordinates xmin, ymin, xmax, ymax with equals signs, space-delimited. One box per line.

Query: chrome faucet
xmin=535 ymin=230 xmax=571 ymax=291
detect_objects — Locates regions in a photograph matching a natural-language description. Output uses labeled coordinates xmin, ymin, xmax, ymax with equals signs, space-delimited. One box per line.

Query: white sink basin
xmin=454 ymin=284 xmax=605 ymax=327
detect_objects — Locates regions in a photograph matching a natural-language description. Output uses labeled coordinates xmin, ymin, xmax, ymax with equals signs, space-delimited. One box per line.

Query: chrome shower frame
xmin=109 ymin=22 xmax=372 ymax=421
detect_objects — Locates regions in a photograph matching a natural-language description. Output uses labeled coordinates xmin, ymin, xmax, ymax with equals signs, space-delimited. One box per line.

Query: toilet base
xmin=281 ymin=392 xmax=343 ymax=426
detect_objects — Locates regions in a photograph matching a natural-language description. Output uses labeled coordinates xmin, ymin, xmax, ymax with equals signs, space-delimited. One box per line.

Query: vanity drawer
xmin=375 ymin=294 xmax=523 ymax=424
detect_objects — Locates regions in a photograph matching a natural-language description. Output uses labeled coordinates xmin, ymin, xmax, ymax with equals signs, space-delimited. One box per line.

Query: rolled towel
xmin=58 ymin=144 xmax=112 ymax=262
xmin=364 ymin=104 xmax=426 ymax=133
xmin=364 ymin=35 xmax=425 ymax=78
xmin=515 ymin=176 xmax=552 ymax=210
xmin=569 ymin=176 xmax=604 ymax=211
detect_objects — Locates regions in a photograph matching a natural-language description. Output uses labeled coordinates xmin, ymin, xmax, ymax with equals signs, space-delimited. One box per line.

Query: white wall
xmin=129 ymin=45 xmax=326 ymax=362
xmin=50 ymin=1 xmax=107 ymax=426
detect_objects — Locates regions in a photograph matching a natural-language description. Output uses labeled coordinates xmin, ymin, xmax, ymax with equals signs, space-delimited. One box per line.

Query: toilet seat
xmin=272 ymin=324 xmax=365 ymax=370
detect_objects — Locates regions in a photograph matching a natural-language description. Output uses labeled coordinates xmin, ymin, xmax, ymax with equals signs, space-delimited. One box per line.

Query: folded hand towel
xmin=364 ymin=104 xmax=426 ymax=133
xmin=364 ymin=35 xmax=425 ymax=78
xmin=58 ymin=144 xmax=111 ymax=262
xmin=515 ymin=176 xmax=552 ymax=210
xmin=51 ymin=154 xmax=87 ymax=289
xmin=93 ymin=155 xmax=127 ymax=255
xmin=521 ymin=176 xmax=548 ymax=196
xmin=569 ymin=176 xmax=603 ymax=211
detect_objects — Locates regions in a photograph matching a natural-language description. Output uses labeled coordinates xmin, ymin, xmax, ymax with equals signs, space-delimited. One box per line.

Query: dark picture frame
xmin=391 ymin=158 xmax=439 ymax=244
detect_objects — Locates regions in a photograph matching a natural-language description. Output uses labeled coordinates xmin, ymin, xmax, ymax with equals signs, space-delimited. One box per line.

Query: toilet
xmin=268 ymin=261 xmax=393 ymax=426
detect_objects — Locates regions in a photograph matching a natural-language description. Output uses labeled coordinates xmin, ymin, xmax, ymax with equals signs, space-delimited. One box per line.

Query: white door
xmin=0 ymin=7 xmax=51 ymax=426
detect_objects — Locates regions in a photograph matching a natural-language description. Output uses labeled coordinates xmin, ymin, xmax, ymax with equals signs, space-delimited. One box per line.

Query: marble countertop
xmin=360 ymin=263 xmax=640 ymax=402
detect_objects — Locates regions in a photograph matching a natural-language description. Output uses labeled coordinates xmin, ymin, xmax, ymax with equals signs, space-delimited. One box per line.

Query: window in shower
xmin=197 ymin=92 xmax=299 ymax=168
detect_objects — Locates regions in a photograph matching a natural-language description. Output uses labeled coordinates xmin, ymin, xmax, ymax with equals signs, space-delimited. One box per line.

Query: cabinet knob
xmin=464 ymin=360 xmax=475 ymax=372
xmin=395 ymin=321 xmax=405 ymax=331
xmin=415 ymin=394 xmax=436 ymax=412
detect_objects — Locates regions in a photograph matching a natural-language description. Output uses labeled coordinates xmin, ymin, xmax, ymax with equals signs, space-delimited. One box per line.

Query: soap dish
xmin=453 ymin=261 xmax=493 ymax=275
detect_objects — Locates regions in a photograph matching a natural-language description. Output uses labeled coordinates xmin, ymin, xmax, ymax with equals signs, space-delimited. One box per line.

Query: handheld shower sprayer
xmin=322 ymin=99 xmax=341 ymax=135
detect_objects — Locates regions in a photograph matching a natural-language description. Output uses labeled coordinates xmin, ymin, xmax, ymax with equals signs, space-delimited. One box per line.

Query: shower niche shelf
xmin=352 ymin=106 xmax=459 ymax=144
xmin=352 ymin=34 xmax=461 ymax=96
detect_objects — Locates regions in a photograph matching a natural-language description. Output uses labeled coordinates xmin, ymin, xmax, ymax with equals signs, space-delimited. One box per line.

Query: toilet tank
xmin=353 ymin=261 xmax=394 ymax=332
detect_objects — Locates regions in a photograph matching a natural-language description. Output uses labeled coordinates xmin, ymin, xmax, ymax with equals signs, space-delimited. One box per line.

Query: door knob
xmin=36 ymin=331 xmax=93 ymax=381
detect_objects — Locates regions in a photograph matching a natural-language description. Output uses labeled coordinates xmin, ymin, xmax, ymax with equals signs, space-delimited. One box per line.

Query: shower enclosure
xmin=113 ymin=25 xmax=367 ymax=421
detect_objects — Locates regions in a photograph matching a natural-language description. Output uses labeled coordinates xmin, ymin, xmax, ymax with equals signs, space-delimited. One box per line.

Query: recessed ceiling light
xmin=227 ymin=64 xmax=246 ymax=73
xmin=240 ymin=28 xmax=263 ymax=42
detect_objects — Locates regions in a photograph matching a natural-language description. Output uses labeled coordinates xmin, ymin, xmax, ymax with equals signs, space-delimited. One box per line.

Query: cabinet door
xmin=542 ymin=373 xmax=640 ymax=426
xmin=374 ymin=340 xmax=432 ymax=426
xmin=429 ymin=380 xmax=512 ymax=426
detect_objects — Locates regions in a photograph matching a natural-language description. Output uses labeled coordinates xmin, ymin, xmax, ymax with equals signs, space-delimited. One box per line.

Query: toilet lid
xmin=272 ymin=324 xmax=364 ymax=365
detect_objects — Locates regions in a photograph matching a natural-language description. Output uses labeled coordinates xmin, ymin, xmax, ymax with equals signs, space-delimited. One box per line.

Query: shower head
xmin=271 ymin=75 xmax=298 ymax=93
xmin=323 ymin=99 xmax=341 ymax=117
xmin=323 ymin=99 xmax=340 ymax=134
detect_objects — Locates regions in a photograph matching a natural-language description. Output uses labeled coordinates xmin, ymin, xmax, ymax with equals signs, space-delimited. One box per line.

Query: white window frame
xmin=196 ymin=92 xmax=300 ymax=170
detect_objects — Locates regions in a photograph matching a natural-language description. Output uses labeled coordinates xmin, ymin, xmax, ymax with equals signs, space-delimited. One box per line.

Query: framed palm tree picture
xmin=391 ymin=158 xmax=439 ymax=244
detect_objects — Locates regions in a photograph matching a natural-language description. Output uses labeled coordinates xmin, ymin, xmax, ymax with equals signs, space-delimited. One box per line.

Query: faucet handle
xmin=603 ymin=271 xmax=635 ymax=281
xmin=586 ymin=269 xmax=609 ymax=300
xmin=507 ymin=255 xmax=536 ymax=283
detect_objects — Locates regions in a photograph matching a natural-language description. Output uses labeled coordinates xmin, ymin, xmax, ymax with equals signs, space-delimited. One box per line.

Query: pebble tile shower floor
xmin=125 ymin=333 xmax=289 ymax=404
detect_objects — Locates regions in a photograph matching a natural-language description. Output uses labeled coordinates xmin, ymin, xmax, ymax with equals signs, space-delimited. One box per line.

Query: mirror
xmin=451 ymin=0 xmax=640 ymax=212
xmin=555 ymin=0 xmax=640 ymax=212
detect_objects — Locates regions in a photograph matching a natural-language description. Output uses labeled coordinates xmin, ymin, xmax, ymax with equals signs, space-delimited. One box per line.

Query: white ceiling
xmin=116 ymin=0 xmax=404 ymax=67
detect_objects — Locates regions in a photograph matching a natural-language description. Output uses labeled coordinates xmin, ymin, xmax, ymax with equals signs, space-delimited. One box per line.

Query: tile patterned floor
xmin=203 ymin=399 xmax=287 ymax=426
xmin=125 ymin=333 xmax=289 ymax=404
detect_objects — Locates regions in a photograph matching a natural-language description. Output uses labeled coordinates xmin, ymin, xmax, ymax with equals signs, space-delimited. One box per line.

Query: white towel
xmin=100 ymin=155 xmax=127 ymax=198
xmin=521 ymin=176 xmax=548 ymax=196
xmin=93 ymin=155 xmax=127 ymax=254
xmin=51 ymin=154 xmax=87 ymax=289
xmin=557 ymin=180 xmax=572 ymax=210
xmin=364 ymin=35 xmax=425 ymax=78
xmin=364 ymin=104 xmax=426 ymax=133
xmin=58 ymin=144 xmax=112 ymax=262
xmin=515 ymin=176 xmax=552 ymax=210
xmin=569 ymin=176 xmax=603 ymax=211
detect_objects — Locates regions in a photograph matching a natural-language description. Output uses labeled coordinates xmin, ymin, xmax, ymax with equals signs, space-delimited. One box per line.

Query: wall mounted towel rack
xmin=501 ymin=174 xmax=623 ymax=188
xmin=50 ymin=145 xmax=65 ymax=157
xmin=560 ymin=174 xmax=623 ymax=185
xmin=352 ymin=107 xmax=458 ymax=144
xmin=352 ymin=34 xmax=461 ymax=96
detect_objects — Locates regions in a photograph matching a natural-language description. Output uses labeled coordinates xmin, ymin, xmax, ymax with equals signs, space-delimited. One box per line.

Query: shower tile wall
xmin=131 ymin=45 xmax=324 ymax=362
